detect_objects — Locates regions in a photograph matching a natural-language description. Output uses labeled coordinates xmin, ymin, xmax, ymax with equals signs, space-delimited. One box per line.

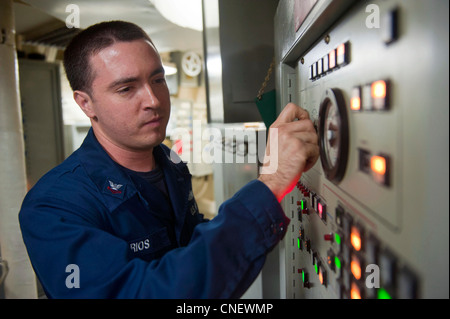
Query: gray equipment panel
xmin=274 ymin=0 xmax=449 ymax=299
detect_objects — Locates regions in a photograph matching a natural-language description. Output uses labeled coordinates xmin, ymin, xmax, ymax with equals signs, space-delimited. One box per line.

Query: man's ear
xmin=74 ymin=90 xmax=96 ymax=119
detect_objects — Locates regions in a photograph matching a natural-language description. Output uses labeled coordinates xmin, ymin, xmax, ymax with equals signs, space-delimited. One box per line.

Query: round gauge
xmin=181 ymin=51 xmax=202 ymax=77
xmin=318 ymin=88 xmax=349 ymax=183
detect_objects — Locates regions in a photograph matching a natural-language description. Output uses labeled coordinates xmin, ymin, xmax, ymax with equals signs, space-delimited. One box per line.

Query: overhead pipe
xmin=0 ymin=0 xmax=37 ymax=298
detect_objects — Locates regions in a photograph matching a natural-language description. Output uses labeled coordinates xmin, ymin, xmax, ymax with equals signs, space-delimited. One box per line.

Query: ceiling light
xmin=150 ymin=0 xmax=203 ymax=31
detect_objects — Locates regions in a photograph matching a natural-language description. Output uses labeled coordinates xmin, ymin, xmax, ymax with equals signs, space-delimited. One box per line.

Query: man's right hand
xmin=258 ymin=103 xmax=319 ymax=201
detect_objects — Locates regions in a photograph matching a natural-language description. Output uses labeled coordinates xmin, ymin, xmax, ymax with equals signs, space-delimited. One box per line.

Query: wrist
xmin=257 ymin=176 xmax=284 ymax=202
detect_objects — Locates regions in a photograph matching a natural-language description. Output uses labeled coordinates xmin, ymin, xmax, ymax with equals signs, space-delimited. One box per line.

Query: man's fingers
xmin=273 ymin=103 xmax=310 ymax=124
xmin=296 ymin=131 xmax=319 ymax=145
xmin=279 ymin=117 xmax=316 ymax=133
xmin=303 ymin=143 xmax=320 ymax=172
xmin=268 ymin=117 xmax=317 ymax=144
xmin=260 ymin=103 xmax=320 ymax=201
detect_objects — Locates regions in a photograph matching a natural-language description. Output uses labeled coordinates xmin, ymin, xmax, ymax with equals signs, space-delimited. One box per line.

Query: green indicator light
xmin=314 ymin=264 xmax=319 ymax=274
xmin=335 ymin=256 xmax=341 ymax=269
xmin=377 ymin=288 xmax=392 ymax=299
xmin=302 ymin=271 xmax=305 ymax=283
xmin=301 ymin=200 xmax=305 ymax=210
xmin=335 ymin=233 xmax=341 ymax=245
xmin=297 ymin=237 xmax=301 ymax=250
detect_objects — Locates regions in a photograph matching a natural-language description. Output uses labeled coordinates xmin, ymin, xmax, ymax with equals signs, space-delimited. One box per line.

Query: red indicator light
xmin=317 ymin=202 xmax=326 ymax=220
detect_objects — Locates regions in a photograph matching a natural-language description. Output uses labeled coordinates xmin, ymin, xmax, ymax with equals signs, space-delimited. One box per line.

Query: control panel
xmin=273 ymin=0 xmax=449 ymax=299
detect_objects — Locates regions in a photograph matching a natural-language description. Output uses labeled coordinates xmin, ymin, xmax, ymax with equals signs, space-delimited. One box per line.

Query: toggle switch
xmin=297 ymin=237 xmax=303 ymax=251
xmin=299 ymin=226 xmax=305 ymax=240
xmin=305 ymin=239 xmax=311 ymax=253
xmin=327 ymin=249 xmax=336 ymax=271
xmin=301 ymin=270 xmax=311 ymax=289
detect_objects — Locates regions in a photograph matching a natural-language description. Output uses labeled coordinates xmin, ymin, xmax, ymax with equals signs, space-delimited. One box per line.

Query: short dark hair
xmin=63 ymin=21 xmax=154 ymax=94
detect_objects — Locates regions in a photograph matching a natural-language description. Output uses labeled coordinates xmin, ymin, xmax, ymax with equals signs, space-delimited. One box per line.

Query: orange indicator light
xmin=329 ymin=50 xmax=336 ymax=69
xmin=371 ymin=80 xmax=387 ymax=99
xmin=350 ymin=226 xmax=362 ymax=252
xmin=351 ymin=97 xmax=361 ymax=111
xmin=351 ymin=87 xmax=361 ymax=111
xmin=371 ymin=156 xmax=387 ymax=175
xmin=351 ymin=255 xmax=362 ymax=280
xmin=351 ymin=282 xmax=362 ymax=299
xmin=337 ymin=43 xmax=346 ymax=57
xmin=336 ymin=42 xmax=349 ymax=66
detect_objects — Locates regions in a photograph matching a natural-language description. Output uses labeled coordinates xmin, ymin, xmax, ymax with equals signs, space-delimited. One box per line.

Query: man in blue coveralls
xmin=19 ymin=21 xmax=319 ymax=298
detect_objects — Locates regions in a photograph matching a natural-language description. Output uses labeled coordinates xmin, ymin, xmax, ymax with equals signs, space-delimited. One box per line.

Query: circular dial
xmin=318 ymin=88 xmax=349 ymax=183
xmin=181 ymin=51 xmax=202 ymax=77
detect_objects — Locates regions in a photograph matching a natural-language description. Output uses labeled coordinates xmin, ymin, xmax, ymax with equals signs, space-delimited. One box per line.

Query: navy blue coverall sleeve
xmin=19 ymin=179 xmax=289 ymax=298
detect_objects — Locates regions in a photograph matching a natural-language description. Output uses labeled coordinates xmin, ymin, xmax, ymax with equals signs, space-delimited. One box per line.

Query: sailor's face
xmin=86 ymin=39 xmax=170 ymax=152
